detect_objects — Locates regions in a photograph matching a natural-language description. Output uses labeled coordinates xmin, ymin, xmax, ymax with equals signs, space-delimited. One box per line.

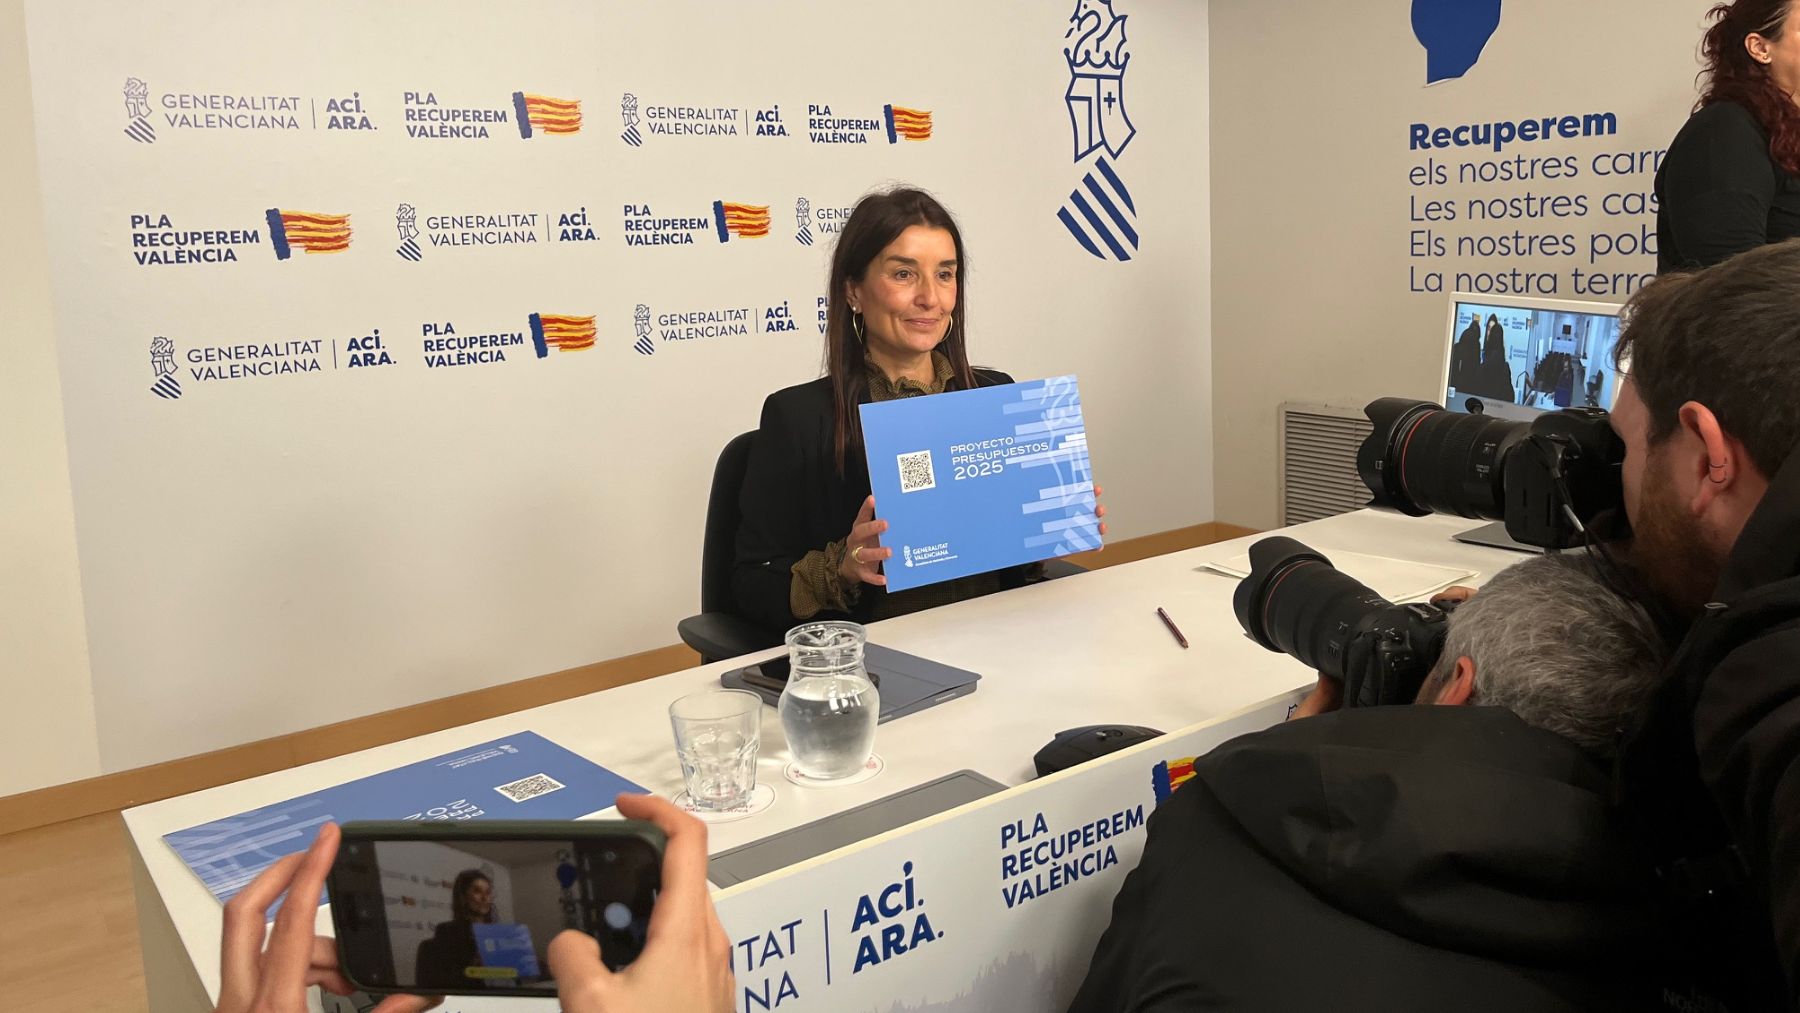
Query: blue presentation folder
xmin=860 ymin=374 xmax=1100 ymax=593
xmin=163 ymin=731 xmax=643 ymax=905
xmin=472 ymin=922 xmax=542 ymax=984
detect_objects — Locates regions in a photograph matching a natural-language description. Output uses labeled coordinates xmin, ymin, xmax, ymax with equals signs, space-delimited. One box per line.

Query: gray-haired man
xmin=1069 ymin=553 xmax=1670 ymax=1013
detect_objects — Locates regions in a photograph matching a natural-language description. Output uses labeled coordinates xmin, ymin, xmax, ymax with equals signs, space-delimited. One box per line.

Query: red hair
xmin=1699 ymin=1 xmax=1800 ymax=175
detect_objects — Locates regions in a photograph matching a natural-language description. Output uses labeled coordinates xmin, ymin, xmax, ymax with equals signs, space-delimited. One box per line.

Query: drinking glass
xmin=668 ymin=689 xmax=761 ymax=809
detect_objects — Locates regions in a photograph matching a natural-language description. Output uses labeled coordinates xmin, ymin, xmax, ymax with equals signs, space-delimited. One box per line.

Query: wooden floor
xmin=0 ymin=813 xmax=147 ymax=1011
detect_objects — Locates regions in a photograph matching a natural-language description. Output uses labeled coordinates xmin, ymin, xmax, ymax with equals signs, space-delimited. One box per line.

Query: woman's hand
xmin=1094 ymin=484 xmax=1109 ymax=540
xmin=837 ymin=495 xmax=892 ymax=590
xmin=216 ymin=823 xmax=439 ymax=1013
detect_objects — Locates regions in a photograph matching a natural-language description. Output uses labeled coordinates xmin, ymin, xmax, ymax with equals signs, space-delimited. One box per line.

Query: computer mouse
xmin=1034 ymin=724 xmax=1164 ymax=777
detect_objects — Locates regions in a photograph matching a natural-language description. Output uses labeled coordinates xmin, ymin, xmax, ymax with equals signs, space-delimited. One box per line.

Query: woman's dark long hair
xmin=1699 ymin=1 xmax=1800 ymax=175
xmin=825 ymin=187 xmax=976 ymax=474
xmin=450 ymin=870 xmax=494 ymax=924
xmin=1482 ymin=317 xmax=1507 ymax=364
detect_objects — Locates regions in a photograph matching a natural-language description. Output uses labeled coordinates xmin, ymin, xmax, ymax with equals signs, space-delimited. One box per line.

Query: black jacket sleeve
xmin=732 ymin=391 xmax=814 ymax=634
xmin=1693 ymin=625 xmax=1800 ymax=996
xmin=1663 ymin=104 xmax=1778 ymax=269
xmin=1065 ymin=793 xmax=1200 ymax=1013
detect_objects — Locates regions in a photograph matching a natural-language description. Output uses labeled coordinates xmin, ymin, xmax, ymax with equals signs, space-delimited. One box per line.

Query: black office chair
xmin=676 ymin=431 xmax=1089 ymax=663
xmin=678 ymin=432 xmax=782 ymax=664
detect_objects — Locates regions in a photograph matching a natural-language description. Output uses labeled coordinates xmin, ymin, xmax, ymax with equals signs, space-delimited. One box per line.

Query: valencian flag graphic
xmin=712 ymin=201 xmax=771 ymax=242
xmin=529 ymin=313 xmax=597 ymax=357
xmin=513 ymin=92 xmax=582 ymax=138
xmin=884 ymin=104 xmax=932 ymax=143
xmin=265 ymin=209 xmax=352 ymax=260
xmin=1150 ymin=756 xmax=1197 ymax=804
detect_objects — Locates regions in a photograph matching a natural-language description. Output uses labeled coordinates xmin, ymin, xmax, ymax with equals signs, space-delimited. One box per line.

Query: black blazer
xmin=732 ymin=367 xmax=1027 ymax=636
xmin=414 ymin=920 xmax=478 ymax=989
xmin=1657 ymin=101 xmax=1800 ymax=272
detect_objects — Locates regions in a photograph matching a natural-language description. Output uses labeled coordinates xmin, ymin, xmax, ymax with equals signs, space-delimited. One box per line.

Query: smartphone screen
xmin=330 ymin=828 xmax=659 ymax=996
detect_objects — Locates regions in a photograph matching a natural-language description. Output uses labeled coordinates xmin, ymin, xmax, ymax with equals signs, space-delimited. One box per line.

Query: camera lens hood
xmin=1231 ymin=536 xmax=1335 ymax=652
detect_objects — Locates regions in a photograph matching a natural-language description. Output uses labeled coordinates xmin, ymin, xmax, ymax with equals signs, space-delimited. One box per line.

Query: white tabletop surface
xmin=122 ymin=509 xmax=1518 ymax=1003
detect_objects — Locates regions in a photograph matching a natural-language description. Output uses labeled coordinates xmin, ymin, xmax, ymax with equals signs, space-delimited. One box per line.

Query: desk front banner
xmin=860 ymin=375 xmax=1101 ymax=593
xmin=324 ymin=691 xmax=1304 ymax=1013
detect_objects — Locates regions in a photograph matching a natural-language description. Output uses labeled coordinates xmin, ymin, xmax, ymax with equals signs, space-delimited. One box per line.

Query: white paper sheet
xmin=1197 ymin=549 xmax=1478 ymax=603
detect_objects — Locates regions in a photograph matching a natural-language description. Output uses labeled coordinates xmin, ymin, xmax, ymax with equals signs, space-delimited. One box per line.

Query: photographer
xmin=1067 ymin=554 xmax=1668 ymax=1012
xmin=1603 ymin=238 xmax=1800 ymax=1005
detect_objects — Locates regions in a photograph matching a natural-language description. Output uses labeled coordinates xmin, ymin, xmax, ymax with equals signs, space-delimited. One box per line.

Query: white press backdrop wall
xmin=13 ymin=0 xmax=1212 ymax=785
xmin=2 ymin=0 xmax=103 ymax=797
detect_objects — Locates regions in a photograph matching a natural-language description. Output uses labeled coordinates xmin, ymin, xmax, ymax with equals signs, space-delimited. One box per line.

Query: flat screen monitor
xmin=1441 ymin=294 xmax=1623 ymax=423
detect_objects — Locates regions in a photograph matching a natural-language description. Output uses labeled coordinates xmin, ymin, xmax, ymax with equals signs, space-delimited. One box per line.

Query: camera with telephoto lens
xmin=1355 ymin=397 xmax=1626 ymax=549
xmin=1232 ymin=536 xmax=1454 ymax=707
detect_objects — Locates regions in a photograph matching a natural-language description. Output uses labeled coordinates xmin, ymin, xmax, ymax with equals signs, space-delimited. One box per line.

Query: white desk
xmin=122 ymin=510 xmax=1517 ymax=1010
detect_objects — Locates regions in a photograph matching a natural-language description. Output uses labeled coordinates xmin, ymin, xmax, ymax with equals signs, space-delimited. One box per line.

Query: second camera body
xmin=1356 ymin=397 xmax=1624 ymax=549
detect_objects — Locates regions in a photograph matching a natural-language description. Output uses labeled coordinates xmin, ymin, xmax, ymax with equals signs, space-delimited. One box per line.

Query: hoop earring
xmin=945 ymin=312 xmax=955 ymax=334
xmin=852 ymin=313 xmax=866 ymax=345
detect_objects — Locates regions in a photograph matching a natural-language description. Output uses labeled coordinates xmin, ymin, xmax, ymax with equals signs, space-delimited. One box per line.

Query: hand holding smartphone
xmin=327 ymin=820 xmax=665 ymax=998
xmin=213 ymin=795 xmax=732 ymax=1013
xmin=214 ymin=823 xmax=436 ymax=1013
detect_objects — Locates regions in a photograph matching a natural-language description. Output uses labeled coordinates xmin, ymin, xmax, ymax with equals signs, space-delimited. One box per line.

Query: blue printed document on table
xmin=163 ymin=731 xmax=642 ymax=906
xmin=860 ymin=374 xmax=1100 ymax=593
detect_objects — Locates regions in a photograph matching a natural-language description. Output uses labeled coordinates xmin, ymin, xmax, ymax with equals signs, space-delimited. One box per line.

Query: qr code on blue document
xmin=494 ymin=773 xmax=565 ymax=803
xmin=897 ymin=450 xmax=936 ymax=493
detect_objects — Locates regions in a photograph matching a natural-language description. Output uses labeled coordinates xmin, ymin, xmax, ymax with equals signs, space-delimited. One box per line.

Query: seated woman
xmin=732 ymin=186 xmax=1103 ymax=636
xmin=414 ymin=868 xmax=496 ymax=988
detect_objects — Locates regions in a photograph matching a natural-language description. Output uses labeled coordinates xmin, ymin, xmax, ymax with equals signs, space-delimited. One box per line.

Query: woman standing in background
xmin=1450 ymin=315 xmax=1482 ymax=393
xmin=1657 ymin=0 xmax=1800 ymax=271
xmin=1477 ymin=314 xmax=1514 ymax=402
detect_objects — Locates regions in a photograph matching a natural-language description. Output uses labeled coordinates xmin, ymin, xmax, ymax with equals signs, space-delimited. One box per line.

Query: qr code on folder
xmin=897 ymin=450 xmax=936 ymax=493
xmin=494 ymin=773 xmax=565 ymax=803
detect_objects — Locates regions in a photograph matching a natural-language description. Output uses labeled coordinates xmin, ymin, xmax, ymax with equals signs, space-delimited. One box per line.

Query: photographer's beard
xmin=1631 ymin=454 xmax=1726 ymax=619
